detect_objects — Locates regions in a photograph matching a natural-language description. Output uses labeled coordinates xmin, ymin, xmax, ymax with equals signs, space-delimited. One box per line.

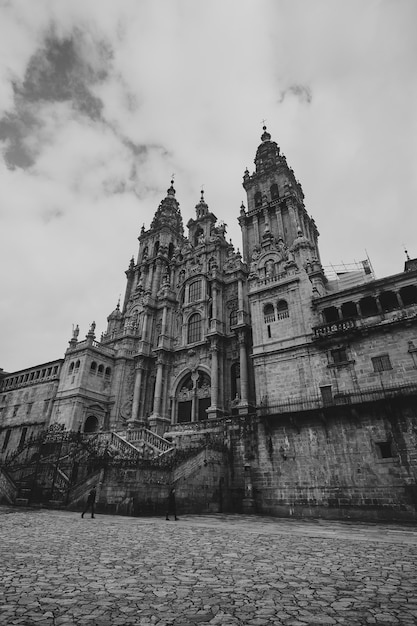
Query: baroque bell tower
xmin=239 ymin=126 xmax=320 ymax=266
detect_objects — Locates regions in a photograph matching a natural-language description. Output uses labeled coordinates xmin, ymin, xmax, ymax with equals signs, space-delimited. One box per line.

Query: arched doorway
xmin=84 ymin=415 xmax=99 ymax=433
xmin=175 ymin=370 xmax=211 ymax=423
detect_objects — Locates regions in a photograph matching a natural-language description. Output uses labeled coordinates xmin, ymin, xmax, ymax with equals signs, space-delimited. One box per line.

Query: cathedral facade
xmin=1 ymin=127 xmax=417 ymax=520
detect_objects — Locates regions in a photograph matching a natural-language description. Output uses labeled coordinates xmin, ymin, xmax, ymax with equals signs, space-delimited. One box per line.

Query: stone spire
xmin=149 ymin=180 xmax=184 ymax=235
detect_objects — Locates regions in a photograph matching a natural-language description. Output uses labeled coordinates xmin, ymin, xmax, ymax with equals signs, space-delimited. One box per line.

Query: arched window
xmin=254 ymin=191 xmax=262 ymax=207
xmin=75 ymin=360 xmax=80 ymax=371
xmin=194 ymin=227 xmax=204 ymax=246
xmin=264 ymin=303 xmax=275 ymax=323
xmin=189 ymin=279 xmax=202 ymax=303
xmin=230 ymin=309 xmax=238 ymax=327
xmin=105 ymin=367 xmax=111 ymax=380
xmin=69 ymin=363 xmax=74 ymax=374
xmin=277 ymin=299 xmax=289 ymax=319
xmin=168 ymin=243 xmax=175 ymax=258
xmin=265 ymin=259 xmax=275 ymax=277
xmin=188 ymin=313 xmax=202 ymax=343
xmin=153 ymin=241 xmax=160 ymax=257
xmin=270 ymin=183 xmax=279 ymax=200
xmin=90 ymin=361 xmax=97 ymax=374
xmin=97 ymin=364 xmax=104 ymax=377
xmin=142 ymin=246 xmax=148 ymax=260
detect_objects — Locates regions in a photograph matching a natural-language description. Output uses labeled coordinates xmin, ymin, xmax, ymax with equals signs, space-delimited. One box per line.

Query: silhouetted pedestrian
xmin=166 ymin=487 xmax=178 ymax=520
xmin=81 ymin=486 xmax=96 ymax=518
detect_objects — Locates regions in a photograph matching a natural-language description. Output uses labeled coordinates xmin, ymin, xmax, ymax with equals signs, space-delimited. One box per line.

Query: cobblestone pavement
xmin=1 ymin=507 xmax=417 ymax=626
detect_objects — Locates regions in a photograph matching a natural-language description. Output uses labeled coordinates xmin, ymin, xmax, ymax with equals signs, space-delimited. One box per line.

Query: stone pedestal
xmin=148 ymin=413 xmax=170 ymax=437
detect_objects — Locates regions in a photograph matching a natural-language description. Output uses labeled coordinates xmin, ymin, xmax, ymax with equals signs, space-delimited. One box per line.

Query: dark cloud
xmin=19 ymin=31 xmax=110 ymax=117
xmin=279 ymin=84 xmax=312 ymax=104
xmin=42 ymin=207 xmax=65 ymax=222
xmin=0 ymin=29 xmax=113 ymax=170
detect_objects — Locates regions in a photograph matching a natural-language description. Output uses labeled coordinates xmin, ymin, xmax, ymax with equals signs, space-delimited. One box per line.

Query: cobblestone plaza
xmin=1 ymin=507 xmax=416 ymax=625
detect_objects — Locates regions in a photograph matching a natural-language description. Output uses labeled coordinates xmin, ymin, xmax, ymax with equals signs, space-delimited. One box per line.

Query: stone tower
xmin=239 ymin=127 xmax=327 ymax=407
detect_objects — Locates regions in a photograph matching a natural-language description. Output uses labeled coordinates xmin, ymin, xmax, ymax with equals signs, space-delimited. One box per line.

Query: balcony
xmin=257 ymin=381 xmax=417 ymax=417
xmin=313 ymin=305 xmax=417 ymax=341
xmin=313 ymin=318 xmax=356 ymax=339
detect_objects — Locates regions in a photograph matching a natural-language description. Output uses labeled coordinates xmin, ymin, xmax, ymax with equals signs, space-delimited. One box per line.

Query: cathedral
xmin=1 ymin=127 xmax=417 ymax=521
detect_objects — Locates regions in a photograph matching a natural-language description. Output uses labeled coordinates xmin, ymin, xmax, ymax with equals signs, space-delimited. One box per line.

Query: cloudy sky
xmin=0 ymin=0 xmax=416 ymax=373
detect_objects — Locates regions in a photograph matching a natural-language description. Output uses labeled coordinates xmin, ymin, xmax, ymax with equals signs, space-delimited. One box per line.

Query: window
xmin=320 ymin=386 xmax=333 ymax=406
xmin=372 ymin=354 xmax=392 ymax=372
xmin=75 ymin=361 xmax=80 ymax=371
xmin=2 ymin=429 xmax=11 ymax=451
xmin=18 ymin=427 xmax=28 ymax=450
xmin=97 ymin=365 xmax=104 ymax=377
xmin=360 ymin=296 xmax=378 ymax=317
xmin=189 ymin=280 xmax=202 ymax=302
xmin=187 ymin=313 xmax=202 ymax=344
xmin=26 ymin=403 xmax=33 ymax=415
xmin=90 ymin=361 xmax=97 ymax=374
xmin=254 ymin=191 xmax=262 ymax=207
xmin=379 ymin=291 xmax=399 ymax=312
xmin=230 ymin=309 xmax=238 ymax=327
xmin=264 ymin=303 xmax=275 ymax=323
xmin=231 ymin=363 xmax=241 ymax=399
xmin=341 ymin=301 xmax=357 ymax=319
xmin=105 ymin=367 xmax=111 ymax=380
xmin=375 ymin=441 xmax=393 ymax=459
xmin=331 ymin=348 xmax=348 ymax=364
xmin=43 ymin=399 xmax=50 ymax=414
xmin=323 ymin=306 xmax=339 ymax=323
xmin=277 ymin=300 xmax=289 ymax=320
xmin=13 ymin=405 xmax=20 ymax=417
xmin=270 ymin=183 xmax=279 ymax=200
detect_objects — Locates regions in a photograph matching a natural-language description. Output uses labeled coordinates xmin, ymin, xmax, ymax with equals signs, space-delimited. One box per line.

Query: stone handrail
xmin=313 ymin=318 xmax=356 ymax=338
xmin=97 ymin=431 xmax=142 ymax=459
xmin=124 ymin=428 xmax=174 ymax=453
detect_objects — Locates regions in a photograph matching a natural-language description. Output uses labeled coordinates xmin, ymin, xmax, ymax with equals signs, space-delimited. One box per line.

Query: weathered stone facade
xmin=1 ymin=127 xmax=417 ymax=520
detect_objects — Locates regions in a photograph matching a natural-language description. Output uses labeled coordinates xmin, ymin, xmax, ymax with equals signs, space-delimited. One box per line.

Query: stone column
xmin=152 ymin=259 xmax=163 ymax=297
xmin=253 ymin=215 xmax=260 ymax=246
xmin=238 ymin=278 xmax=244 ymax=310
xmin=288 ymin=203 xmax=298 ymax=242
xmin=207 ymin=341 xmax=219 ymax=419
xmin=152 ymin=355 xmax=164 ymax=416
xmin=129 ymin=360 xmax=144 ymax=428
xmin=212 ymin=283 xmax=218 ymax=320
xmin=238 ymin=330 xmax=249 ymax=406
xmin=146 ymin=264 xmax=154 ymax=291
xmin=275 ymin=206 xmax=284 ymax=239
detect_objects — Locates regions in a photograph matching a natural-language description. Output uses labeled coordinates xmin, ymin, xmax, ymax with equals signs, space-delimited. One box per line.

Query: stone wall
xmin=90 ymin=448 xmax=230 ymax=517
xmin=241 ymin=401 xmax=417 ymax=521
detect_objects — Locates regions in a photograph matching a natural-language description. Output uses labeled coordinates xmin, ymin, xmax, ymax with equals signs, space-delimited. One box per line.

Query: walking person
xmin=81 ymin=486 xmax=97 ymax=518
xmin=166 ymin=486 xmax=179 ymax=521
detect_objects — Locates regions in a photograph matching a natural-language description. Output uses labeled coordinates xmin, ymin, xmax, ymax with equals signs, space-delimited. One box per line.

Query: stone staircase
xmin=105 ymin=428 xmax=174 ymax=460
